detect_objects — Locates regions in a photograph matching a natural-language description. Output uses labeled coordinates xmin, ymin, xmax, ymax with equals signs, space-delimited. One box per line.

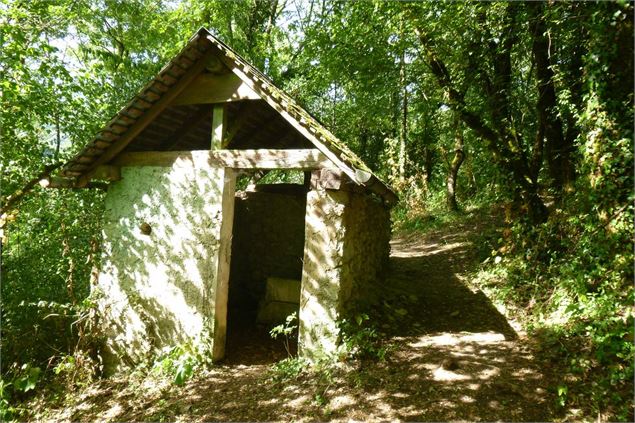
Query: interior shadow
xmin=224 ymin=186 xmax=306 ymax=365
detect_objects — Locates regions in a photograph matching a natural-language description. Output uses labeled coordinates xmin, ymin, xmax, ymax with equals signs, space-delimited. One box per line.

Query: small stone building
xmin=55 ymin=29 xmax=397 ymax=372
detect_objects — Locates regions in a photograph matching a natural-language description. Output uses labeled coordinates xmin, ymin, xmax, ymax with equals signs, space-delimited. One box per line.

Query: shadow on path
xmin=384 ymin=229 xmax=517 ymax=339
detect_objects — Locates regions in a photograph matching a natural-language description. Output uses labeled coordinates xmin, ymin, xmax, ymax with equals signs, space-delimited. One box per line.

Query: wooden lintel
xmin=113 ymin=149 xmax=333 ymax=170
xmin=171 ymin=73 xmax=260 ymax=106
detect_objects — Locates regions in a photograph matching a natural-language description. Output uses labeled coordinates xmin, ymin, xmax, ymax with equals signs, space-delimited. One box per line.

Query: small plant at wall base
xmin=269 ymin=312 xmax=299 ymax=358
xmin=152 ymin=343 xmax=206 ymax=386
xmin=337 ymin=314 xmax=388 ymax=361
xmin=269 ymin=312 xmax=307 ymax=382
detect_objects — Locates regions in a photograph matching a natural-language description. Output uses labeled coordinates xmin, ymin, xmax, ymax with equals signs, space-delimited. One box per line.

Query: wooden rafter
xmin=75 ymin=47 xmax=217 ymax=187
xmin=164 ymin=107 xmax=212 ymax=150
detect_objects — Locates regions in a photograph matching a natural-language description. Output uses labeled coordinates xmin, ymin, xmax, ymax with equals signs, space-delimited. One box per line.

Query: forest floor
xmin=27 ymin=209 xmax=564 ymax=422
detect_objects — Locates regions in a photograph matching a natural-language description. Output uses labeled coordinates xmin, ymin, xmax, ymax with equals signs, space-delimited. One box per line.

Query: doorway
xmin=225 ymin=182 xmax=307 ymax=364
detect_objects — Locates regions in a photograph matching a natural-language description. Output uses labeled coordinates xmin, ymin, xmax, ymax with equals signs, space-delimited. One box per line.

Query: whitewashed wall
xmin=96 ymin=157 xmax=224 ymax=373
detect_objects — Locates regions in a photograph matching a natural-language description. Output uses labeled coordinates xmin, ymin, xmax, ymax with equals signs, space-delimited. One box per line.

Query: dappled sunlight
xmin=432 ymin=366 xmax=472 ymax=381
xmin=31 ymin=212 xmax=557 ymax=423
xmin=391 ymin=240 xmax=471 ymax=258
xmin=409 ymin=331 xmax=507 ymax=347
xmin=96 ymin=161 xmax=227 ymax=371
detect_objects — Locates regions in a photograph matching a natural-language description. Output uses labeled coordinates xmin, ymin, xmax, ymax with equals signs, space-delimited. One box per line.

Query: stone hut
xmin=54 ymin=28 xmax=397 ymax=372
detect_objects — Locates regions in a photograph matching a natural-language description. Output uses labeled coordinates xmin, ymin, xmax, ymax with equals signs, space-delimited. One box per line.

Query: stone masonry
xmin=299 ymin=188 xmax=390 ymax=359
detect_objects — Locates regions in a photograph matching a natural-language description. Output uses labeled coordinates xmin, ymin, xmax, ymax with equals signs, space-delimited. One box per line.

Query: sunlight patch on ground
xmin=512 ymin=368 xmax=539 ymax=378
xmin=432 ymin=367 xmax=471 ymax=381
xmin=409 ymin=331 xmax=506 ymax=348
xmin=460 ymin=395 xmax=476 ymax=403
xmin=391 ymin=392 xmax=409 ymax=399
xmin=365 ymin=392 xmax=397 ymax=418
xmin=103 ymin=403 xmax=123 ymax=420
xmin=488 ymin=400 xmax=503 ymax=410
xmin=467 ymin=383 xmax=481 ymax=391
xmin=390 ymin=241 xmax=470 ymax=258
xmin=286 ymin=394 xmax=311 ymax=409
xmin=477 ymin=367 xmax=501 ymax=380
xmin=329 ymin=393 xmax=355 ymax=411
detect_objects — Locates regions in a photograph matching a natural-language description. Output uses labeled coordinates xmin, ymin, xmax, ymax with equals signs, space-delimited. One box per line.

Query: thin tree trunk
xmin=55 ymin=112 xmax=61 ymax=159
xmin=398 ymin=49 xmax=408 ymax=181
xmin=359 ymin=126 xmax=368 ymax=162
xmin=447 ymin=115 xmax=465 ymax=211
xmin=61 ymin=222 xmax=77 ymax=305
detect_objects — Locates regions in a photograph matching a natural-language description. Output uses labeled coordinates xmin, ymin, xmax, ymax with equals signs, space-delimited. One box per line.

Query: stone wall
xmin=96 ymin=157 xmax=226 ymax=373
xmin=340 ymin=191 xmax=391 ymax=312
xmin=298 ymin=188 xmax=391 ymax=359
xmin=228 ymin=189 xmax=306 ymax=314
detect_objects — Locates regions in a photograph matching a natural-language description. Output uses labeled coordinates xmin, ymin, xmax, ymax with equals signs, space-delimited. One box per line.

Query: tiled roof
xmin=60 ymin=28 xmax=397 ymax=204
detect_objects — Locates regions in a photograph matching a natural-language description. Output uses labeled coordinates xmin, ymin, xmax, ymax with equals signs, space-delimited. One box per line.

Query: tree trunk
xmin=528 ymin=1 xmax=575 ymax=192
xmin=414 ymin=13 xmax=549 ymax=223
xmin=55 ymin=112 xmax=61 ymax=159
xmin=359 ymin=126 xmax=368 ymax=162
xmin=422 ymin=144 xmax=434 ymax=194
xmin=447 ymin=115 xmax=465 ymax=211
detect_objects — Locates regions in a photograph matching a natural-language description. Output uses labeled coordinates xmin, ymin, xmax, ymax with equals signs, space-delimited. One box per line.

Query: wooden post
xmin=212 ymin=167 xmax=236 ymax=361
xmin=210 ymin=102 xmax=233 ymax=361
xmin=211 ymin=104 xmax=225 ymax=149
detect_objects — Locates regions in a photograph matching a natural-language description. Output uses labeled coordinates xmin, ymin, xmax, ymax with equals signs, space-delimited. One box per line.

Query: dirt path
xmin=31 ymin=218 xmax=560 ymax=422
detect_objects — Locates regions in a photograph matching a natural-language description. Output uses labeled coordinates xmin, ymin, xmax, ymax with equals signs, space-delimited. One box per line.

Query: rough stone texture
xmin=97 ymin=158 xmax=225 ymax=373
xmin=298 ymin=189 xmax=391 ymax=359
xmin=228 ymin=190 xmax=306 ymax=313
xmin=340 ymin=191 xmax=391 ymax=311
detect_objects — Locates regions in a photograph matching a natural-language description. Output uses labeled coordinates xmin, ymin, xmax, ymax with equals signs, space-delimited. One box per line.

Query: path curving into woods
xmin=30 ymin=214 xmax=561 ymax=422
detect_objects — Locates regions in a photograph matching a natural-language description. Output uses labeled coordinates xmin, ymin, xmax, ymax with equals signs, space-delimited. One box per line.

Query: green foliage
xmin=269 ymin=357 xmax=308 ymax=383
xmin=337 ymin=314 xmax=388 ymax=361
xmin=12 ymin=364 xmax=41 ymax=394
xmin=0 ymin=363 xmax=42 ymax=420
xmin=269 ymin=312 xmax=299 ymax=358
xmin=471 ymin=91 xmax=634 ymax=418
xmin=0 ymin=379 xmax=15 ymax=421
xmin=1 ymin=0 xmax=632 ymax=419
xmin=152 ymin=343 xmax=207 ymax=386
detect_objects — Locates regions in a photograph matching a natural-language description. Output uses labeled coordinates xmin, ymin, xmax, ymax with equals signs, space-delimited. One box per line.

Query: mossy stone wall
xmin=299 ymin=188 xmax=390 ymax=359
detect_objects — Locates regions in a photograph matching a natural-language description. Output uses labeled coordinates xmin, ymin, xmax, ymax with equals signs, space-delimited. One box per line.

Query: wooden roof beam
xmin=113 ymin=149 xmax=334 ymax=170
xmin=75 ymin=46 xmax=217 ymax=187
xmin=171 ymin=73 xmax=260 ymax=106
xmin=164 ymin=107 xmax=212 ymax=150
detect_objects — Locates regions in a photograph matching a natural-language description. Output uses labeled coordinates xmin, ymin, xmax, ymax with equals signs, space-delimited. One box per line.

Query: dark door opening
xmin=225 ymin=184 xmax=307 ymax=364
